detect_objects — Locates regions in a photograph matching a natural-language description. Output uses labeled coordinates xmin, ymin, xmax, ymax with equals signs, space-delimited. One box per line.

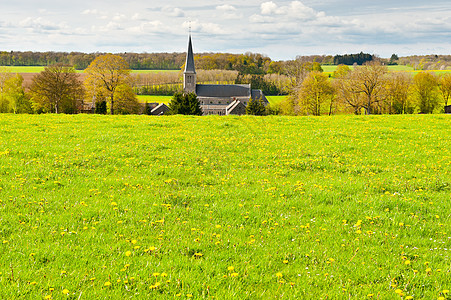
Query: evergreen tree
xmin=95 ymin=101 xmax=107 ymax=114
xmin=168 ymin=92 xmax=202 ymax=115
xmin=246 ymin=97 xmax=266 ymax=115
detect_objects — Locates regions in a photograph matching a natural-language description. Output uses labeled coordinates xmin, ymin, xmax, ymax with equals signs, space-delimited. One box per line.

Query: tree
xmin=168 ymin=92 xmax=202 ymax=115
xmin=0 ymin=70 xmax=32 ymax=113
xmin=28 ymin=64 xmax=84 ymax=114
xmin=113 ymin=84 xmax=141 ymax=115
xmin=298 ymin=71 xmax=335 ymax=116
xmin=246 ymin=97 xmax=266 ymax=115
xmin=412 ymin=72 xmax=439 ymax=113
xmin=438 ymin=73 xmax=451 ymax=106
xmin=384 ymin=72 xmax=413 ymax=114
xmin=85 ymin=54 xmax=132 ymax=114
xmin=347 ymin=62 xmax=388 ymax=114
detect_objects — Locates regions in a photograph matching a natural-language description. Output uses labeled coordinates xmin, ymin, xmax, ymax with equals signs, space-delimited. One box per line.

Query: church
xmin=183 ymin=35 xmax=268 ymax=116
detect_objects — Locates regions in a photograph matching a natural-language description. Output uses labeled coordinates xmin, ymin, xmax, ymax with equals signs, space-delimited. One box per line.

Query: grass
xmin=0 ymin=66 xmax=180 ymax=74
xmin=136 ymin=95 xmax=172 ymax=104
xmin=266 ymin=95 xmax=287 ymax=105
xmin=0 ymin=114 xmax=449 ymax=299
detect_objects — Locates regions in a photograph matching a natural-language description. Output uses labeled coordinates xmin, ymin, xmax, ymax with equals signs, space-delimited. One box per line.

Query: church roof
xmin=196 ymin=84 xmax=251 ymax=98
xmin=184 ymin=35 xmax=196 ymax=74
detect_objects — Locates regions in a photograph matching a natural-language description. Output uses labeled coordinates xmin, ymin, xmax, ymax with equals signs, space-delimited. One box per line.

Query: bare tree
xmin=29 ymin=64 xmax=84 ymax=114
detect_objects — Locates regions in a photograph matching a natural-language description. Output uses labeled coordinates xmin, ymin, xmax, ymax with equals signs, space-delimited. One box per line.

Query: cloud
xmin=19 ymin=17 xmax=66 ymax=32
xmin=162 ymin=6 xmax=185 ymax=17
xmin=82 ymin=9 xmax=99 ymax=15
xmin=182 ymin=20 xmax=227 ymax=35
xmin=216 ymin=5 xmax=236 ymax=11
xmin=260 ymin=1 xmax=322 ymax=20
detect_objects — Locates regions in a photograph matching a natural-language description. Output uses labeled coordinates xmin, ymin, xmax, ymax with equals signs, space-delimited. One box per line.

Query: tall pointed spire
xmin=183 ymin=34 xmax=197 ymax=93
xmin=184 ymin=35 xmax=196 ymax=74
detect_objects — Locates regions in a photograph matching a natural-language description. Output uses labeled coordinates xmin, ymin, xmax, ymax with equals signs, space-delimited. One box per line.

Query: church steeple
xmin=183 ymin=35 xmax=196 ymax=93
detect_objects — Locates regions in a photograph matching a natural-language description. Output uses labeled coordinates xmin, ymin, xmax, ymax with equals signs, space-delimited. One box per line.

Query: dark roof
xmin=184 ymin=35 xmax=196 ymax=74
xmin=251 ymin=89 xmax=269 ymax=104
xmin=196 ymin=84 xmax=251 ymax=97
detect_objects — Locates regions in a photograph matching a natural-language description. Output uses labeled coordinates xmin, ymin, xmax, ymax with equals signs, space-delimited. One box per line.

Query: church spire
xmin=184 ymin=35 xmax=196 ymax=74
xmin=183 ymin=34 xmax=196 ymax=93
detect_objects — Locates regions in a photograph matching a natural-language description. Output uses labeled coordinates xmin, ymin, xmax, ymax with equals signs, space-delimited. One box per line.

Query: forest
xmin=1 ymin=50 xmax=451 ymax=73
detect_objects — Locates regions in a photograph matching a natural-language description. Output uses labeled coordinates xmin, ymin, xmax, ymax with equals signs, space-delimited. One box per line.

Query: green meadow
xmin=0 ymin=114 xmax=450 ymax=299
xmin=136 ymin=95 xmax=172 ymax=104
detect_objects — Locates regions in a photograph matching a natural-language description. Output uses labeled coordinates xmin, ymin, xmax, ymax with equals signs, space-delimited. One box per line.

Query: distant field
xmin=322 ymin=65 xmax=416 ymax=73
xmin=266 ymin=95 xmax=287 ymax=105
xmin=136 ymin=95 xmax=172 ymax=104
xmin=0 ymin=66 xmax=179 ymax=74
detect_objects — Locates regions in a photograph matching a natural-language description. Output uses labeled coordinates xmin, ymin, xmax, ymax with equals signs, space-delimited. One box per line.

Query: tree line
xmin=0 ymin=55 xmax=143 ymax=114
xmin=277 ymin=62 xmax=451 ymax=116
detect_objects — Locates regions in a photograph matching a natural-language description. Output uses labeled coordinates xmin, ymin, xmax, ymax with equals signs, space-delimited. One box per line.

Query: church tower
xmin=183 ymin=35 xmax=196 ymax=94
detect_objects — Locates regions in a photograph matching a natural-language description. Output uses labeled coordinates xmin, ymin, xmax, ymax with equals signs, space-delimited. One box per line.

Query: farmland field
xmin=0 ymin=114 xmax=450 ymax=299
xmin=136 ymin=95 xmax=172 ymax=104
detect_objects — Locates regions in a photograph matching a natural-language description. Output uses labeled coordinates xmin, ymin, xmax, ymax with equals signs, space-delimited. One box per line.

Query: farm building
xmin=183 ymin=35 xmax=268 ymax=115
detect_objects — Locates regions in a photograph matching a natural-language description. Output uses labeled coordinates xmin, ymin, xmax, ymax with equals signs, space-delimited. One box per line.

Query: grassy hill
xmin=0 ymin=114 xmax=450 ymax=298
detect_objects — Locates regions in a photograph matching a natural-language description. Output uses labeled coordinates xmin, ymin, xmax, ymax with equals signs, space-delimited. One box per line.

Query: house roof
xmin=196 ymin=84 xmax=251 ymax=98
xmin=184 ymin=35 xmax=196 ymax=74
xmin=251 ymin=89 xmax=269 ymax=104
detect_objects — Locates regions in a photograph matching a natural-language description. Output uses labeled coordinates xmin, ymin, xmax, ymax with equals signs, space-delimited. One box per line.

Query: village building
xmin=183 ymin=35 xmax=268 ymax=116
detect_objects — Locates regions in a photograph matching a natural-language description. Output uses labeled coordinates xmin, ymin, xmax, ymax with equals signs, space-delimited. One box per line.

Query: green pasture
xmin=266 ymin=95 xmax=287 ymax=105
xmin=137 ymin=95 xmax=172 ymax=104
xmin=0 ymin=66 xmax=179 ymax=74
xmin=0 ymin=114 xmax=449 ymax=299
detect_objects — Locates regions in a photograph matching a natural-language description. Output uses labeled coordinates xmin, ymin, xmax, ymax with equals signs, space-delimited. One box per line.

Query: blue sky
xmin=0 ymin=0 xmax=450 ymax=60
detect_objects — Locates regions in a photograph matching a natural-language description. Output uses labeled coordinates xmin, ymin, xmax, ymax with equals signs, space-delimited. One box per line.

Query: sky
xmin=0 ymin=0 xmax=450 ymax=60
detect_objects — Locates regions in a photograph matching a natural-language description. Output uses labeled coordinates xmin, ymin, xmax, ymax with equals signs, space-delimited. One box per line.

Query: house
xmin=151 ymin=103 xmax=169 ymax=115
xmin=183 ymin=35 xmax=268 ymax=116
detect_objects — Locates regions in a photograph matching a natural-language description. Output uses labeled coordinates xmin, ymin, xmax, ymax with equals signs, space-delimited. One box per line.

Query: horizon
xmin=0 ymin=1 xmax=450 ymax=60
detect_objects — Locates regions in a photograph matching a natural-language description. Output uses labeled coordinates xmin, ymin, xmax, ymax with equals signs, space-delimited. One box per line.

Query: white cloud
xmin=217 ymin=5 xmax=236 ymax=11
xmin=162 ymin=6 xmax=185 ymax=17
xmin=183 ymin=20 xmax=227 ymax=35
xmin=82 ymin=9 xmax=99 ymax=15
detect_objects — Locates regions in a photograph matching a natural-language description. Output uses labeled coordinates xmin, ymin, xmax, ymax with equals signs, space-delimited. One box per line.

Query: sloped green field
xmin=0 ymin=114 xmax=449 ymax=299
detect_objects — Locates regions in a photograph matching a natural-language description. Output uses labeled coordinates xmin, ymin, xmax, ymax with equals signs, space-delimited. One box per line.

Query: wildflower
xmin=125 ymin=251 xmax=132 ymax=256
xmin=395 ymin=289 xmax=404 ymax=296
xmin=276 ymin=272 xmax=283 ymax=279
xmin=405 ymin=297 xmax=413 ymax=300
xmin=193 ymin=252 xmax=203 ymax=258
xmin=62 ymin=289 xmax=69 ymax=295
xmin=230 ymin=272 xmax=239 ymax=277
xmin=104 ymin=281 xmax=111 ymax=287
xmin=283 ymin=260 xmax=289 ymax=264
xmin=425 ymin=267 xmax=432 ymax=274
xmin=405 ymin=260 xmax=411 ymax=265
xmin=443 ymin=290 xmax=449 ymax=294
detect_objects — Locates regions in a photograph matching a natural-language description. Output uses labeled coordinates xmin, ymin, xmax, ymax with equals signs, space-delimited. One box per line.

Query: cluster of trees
xmin=333 ymin=52 xmax=374 ymax=65
xmin=0 ymin=54 xmax=141 ymax=114
xmin=278 ymin=62 xmax=451 ymax=116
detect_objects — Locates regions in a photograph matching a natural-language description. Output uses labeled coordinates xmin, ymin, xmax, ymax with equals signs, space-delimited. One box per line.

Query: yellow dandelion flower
xmin=227 ymin=266 xmax=234 ymax=271
xmin=230 ymin=272 xmax=239 ymax=277
xmin=405 ymin=296 xmax=413 ymax=300
xmin=283 ymin=260 xmax=289 ymax=264
xmin=443 ymin=290 xmax=449 ymax=294
xmin=104 ymin=281 xmax=111 ymax=287
xmin=44 ymin=296 xmax=52 ymax=300
xmin=62 ymin=289 xmax=69 ymax=295
xmin=405 ymin=260 xmax=411 ymax=265
xmin=276 ymin=272 xmax=283 ymax=278
xmin=125 ymin=251 xmax=132 ymax=257
xmin=187 ymin=294 xmax=193 ymax=298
